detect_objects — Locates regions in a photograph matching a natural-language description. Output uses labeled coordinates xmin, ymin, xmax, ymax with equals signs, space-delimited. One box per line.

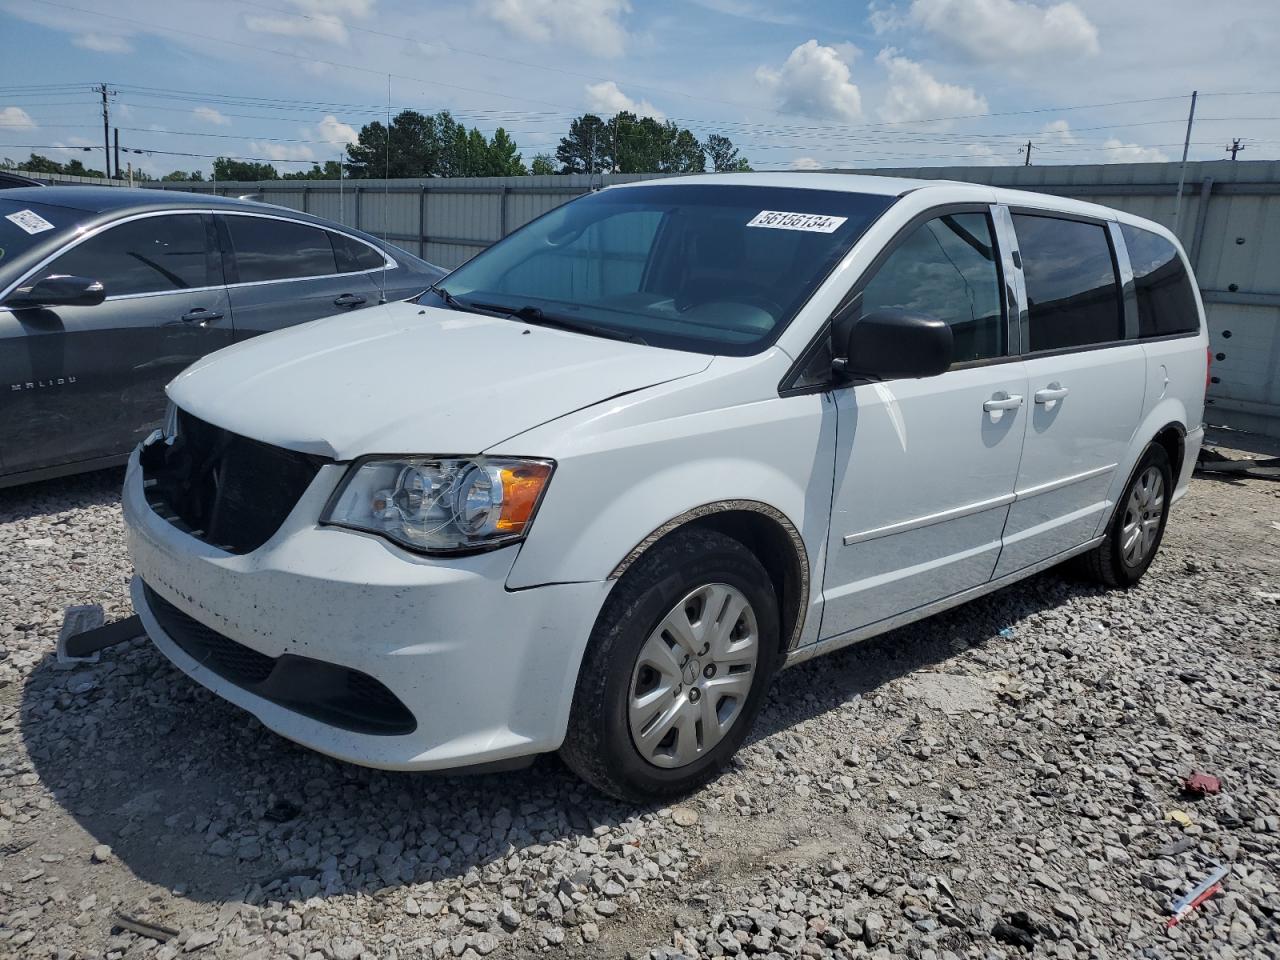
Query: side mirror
xmin=834 ymin=308 xmax=953 ymax=380
xmin=5 ymin=275 xmax=106 ymax=309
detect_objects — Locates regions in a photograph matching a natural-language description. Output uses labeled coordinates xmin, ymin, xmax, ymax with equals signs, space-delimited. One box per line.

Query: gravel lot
xmin=1 ymin=450 xmax=1277 ymax=960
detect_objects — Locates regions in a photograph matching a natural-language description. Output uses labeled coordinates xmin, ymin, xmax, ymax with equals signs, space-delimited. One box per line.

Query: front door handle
xmin=983 ymin=393 xmax=1024 ymax=412
xmin=333 ymin=293 xmax=368 ymax=308
xmin=170 ymin=308 xmax=223 ymax=325
xmin=1034 ymin=384 xmax=1070 ymax=404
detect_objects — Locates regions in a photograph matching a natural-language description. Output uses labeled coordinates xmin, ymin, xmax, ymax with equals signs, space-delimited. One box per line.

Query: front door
xmin=0 ymin=212 xmax=231 ymax=476
xmin=821 ymin=208 xmax=1028 ymax=638
xmin=993 ymin=213 xmax=1145 ymax=577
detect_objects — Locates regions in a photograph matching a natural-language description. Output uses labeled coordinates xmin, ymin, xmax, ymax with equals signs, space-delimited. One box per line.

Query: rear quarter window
xmin=1120 ymin=223 xmax=1200 ymax=338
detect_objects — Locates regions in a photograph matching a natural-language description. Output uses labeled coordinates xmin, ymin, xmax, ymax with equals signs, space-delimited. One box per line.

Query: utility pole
xmin=1020 ymin=140 xmax=1033 ymax=166
xmin=94 ymin=82 xmax=116 ymax=178
xmin=1226 ymin=137 xmax=1245 ymax=161
xmin=113 ymin=128 xmax=120 ymax=180
xmin=1172 ymin=90 xmax=1197 ymax=233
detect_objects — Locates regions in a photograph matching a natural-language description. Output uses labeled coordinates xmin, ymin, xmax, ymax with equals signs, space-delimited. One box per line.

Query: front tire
xmin=560 ymin=528 xmax=781 ymax=802
xmin=1076 ymin=443 xmax=1173 ymax=587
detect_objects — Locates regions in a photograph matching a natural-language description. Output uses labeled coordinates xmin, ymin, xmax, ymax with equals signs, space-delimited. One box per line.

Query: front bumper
xmin=123 ymin=451 xmax=612 ymax=770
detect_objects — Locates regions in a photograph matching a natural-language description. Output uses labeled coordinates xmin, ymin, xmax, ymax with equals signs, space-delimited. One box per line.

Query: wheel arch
xmin=609 ymin=500 xmax=810 ymax=652
xmin=1151 ymin=420 xmax=1188 ymax=488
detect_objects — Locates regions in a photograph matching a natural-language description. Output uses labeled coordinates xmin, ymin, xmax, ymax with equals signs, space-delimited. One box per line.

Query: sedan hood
xmin=167 ymin=301 xmax=712 ymax=460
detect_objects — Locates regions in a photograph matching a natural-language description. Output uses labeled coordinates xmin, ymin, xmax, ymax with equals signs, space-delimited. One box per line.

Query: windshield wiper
xmin=466 ymin=301 xmax=648 ymax=345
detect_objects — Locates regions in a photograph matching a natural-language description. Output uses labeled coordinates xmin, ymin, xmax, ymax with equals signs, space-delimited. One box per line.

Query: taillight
xmin=1205 ymin=346 xmax=1212 ymax=392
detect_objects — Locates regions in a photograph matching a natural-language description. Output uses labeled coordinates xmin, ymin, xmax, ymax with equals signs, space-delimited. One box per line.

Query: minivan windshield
xmin=428 ymin=184 xmax=894 ymax=355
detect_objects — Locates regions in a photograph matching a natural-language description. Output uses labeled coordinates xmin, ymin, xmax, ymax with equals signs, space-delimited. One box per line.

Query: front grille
xmin=140 ymin=409 xmax=326 ymax=554
xmin=144 ymin=584 xmax=416 ymax=736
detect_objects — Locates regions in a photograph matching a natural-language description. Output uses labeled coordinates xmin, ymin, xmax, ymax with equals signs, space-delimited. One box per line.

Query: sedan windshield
xmin=429 ymin=184 xmax=894 ymax=355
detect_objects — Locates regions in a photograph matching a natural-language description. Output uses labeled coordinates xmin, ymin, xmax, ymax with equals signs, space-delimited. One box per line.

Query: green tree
xmin=703 ymin=134 xmax=750 ymax=172
xmin=556 ymin=114 xmax=611 ymax=173
xmin=213 ymin=157 xmax=279 ymax=181
xmin=282 ymin=160 xmax=343 ymax=180
xmin=530 ymin=152 xmax=556 ymax=175
xmin=486 ymin=128 xmax=527 ymax=176
xmin=606 ymin=114 xmax=706 ymax=174
xmin=61 ymin=158 xmax=106 ymax=178
xmin=161 ymin=169 xmax=205 ymax=181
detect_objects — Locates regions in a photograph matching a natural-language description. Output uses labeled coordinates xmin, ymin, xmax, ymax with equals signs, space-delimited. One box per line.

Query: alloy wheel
xmin=1121 ymin=466 xmax=1164 ymax=567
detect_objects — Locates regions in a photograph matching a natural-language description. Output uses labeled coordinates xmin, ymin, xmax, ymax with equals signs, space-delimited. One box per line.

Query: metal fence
xmin=14 ymin=160 xmax=1280 ymax=437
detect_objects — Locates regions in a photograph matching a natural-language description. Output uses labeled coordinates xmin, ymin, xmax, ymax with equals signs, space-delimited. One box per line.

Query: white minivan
xmin=123 ymin=173 xmax=1207 ymax=800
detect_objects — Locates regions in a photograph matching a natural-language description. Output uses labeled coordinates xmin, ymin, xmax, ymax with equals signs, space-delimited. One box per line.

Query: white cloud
xmin=478 ymin=0 xmax=631 ymax=57
xmin=72 ymin=33 xmax=133 ymax=53
xmin=584 ymin=81 xmax=664 ymax=120
xmin=0 ymin=107 xmax=37 ymax=130
xmin=963 ymin=143 xmax=1002 ymax=165
xmin=193 ymin=106 xmax=231 ymax=127
xmin=1101 ymin=139 xmax=1168 ymax=163
xmin=876 ymin=48 xmax=987 ymax=122
xmin=1041 ymin=118 xmax=1076 ymax=145
xmin=791 ymin=156 xmax=825 ymax=170
xmin=317 ymin=114 xmax=358 ymax=145
xmin=688 ymin=0 xmax=800 ymax=24
xmin=243 ymin=0 xmax=375 ymax=45
xmin=755 ymin=39 xmax=863 ymax=121
xmin=249 ymin=141 xmax=316 ymax=162
xmin=903 ymin=0 xmax=1099 ymax=60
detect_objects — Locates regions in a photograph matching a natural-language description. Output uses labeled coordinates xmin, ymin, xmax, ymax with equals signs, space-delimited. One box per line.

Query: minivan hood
xmin=167 ymin=301 xmax=712 ymax=460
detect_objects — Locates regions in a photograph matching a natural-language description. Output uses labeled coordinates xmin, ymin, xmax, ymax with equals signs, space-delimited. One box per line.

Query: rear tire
xmin=560 ymin=528 xmax=780 ymax=802
xmin=1075 ymin=443 xmax=1172 ymax=587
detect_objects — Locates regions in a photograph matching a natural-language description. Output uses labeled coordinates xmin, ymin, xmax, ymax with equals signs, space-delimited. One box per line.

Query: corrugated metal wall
xmin=25 ymin=160 xmax=1279 ymax=435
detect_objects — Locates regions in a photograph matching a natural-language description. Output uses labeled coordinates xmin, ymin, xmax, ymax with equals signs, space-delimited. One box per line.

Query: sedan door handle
xmin=1034 ymin=384 xmax=1070 ymax=404
xmin=333 ymin=293 xmax=367 ymax=308
xmin=983 ymin=393 xmax=1024 ymax=412
xmin=170 ymin=308 xmax=223 ymax=325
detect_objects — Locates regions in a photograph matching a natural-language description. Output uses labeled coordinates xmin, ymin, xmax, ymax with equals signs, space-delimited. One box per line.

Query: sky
xmin=1 ymin=0 xmax=1278 ymax=178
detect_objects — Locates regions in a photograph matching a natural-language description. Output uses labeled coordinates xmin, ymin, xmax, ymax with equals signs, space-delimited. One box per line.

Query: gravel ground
xmin=1 ymin=453 xmax=1277 ymax=960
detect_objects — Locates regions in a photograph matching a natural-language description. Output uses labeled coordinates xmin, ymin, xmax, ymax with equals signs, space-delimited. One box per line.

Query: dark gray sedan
xmin=0 ymin=187 xmax=444 ymax=488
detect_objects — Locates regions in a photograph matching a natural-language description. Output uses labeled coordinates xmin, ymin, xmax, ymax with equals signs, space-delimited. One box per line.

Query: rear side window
xmin=48 ymin=214 xmax=210 ymax=297
xmin=1013 ymin=214 xmax=1123 ymax=352
xmin=225 ymin=216 xmax=336 ymax=283
xmin=1120 ymin=224 xmax=1200 ymax=338
xmin=331 ymin=232 xmax=387 ymax=273
xmin=861 ymin=212 xmax=1005 ymax=364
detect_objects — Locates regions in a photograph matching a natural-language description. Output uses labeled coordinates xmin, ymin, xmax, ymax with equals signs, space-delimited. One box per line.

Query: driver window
xmin=861 ymin=212 xmax=1005 ymax=364
xmin=47 ymin=214 xmax=211 ymax=298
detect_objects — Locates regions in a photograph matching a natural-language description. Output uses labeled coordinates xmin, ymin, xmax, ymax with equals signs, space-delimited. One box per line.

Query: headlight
xmin=321 ymin=456 xmax=554 ymax=554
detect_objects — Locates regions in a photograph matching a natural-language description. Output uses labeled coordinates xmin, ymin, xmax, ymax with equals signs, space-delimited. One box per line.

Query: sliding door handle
xmin=1034 ymin=384 xmax=1070 ymax=404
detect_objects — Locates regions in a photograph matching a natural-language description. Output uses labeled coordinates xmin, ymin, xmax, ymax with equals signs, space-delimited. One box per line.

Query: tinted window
xmin=862 ymin=212 xmax=1004 ymax=363
xmin=1120 ymin=224 xmax=1200 ymax=338
xmin=225 ymin=216 xmax=336 ymax=283
xmin=331 ymin=232 xmax=387 ymax=273
xmin=433 ymin=185 xmax=894 ymax=356
xmin=48 ymin=214 xmax=210 ymax=297
xmin=1014 ymin=214 xmax=1123 ymax=352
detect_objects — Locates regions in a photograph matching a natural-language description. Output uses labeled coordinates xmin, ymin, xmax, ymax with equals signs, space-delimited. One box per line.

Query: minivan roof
xmin=612 ymin=172 xmax=1176 ymax=245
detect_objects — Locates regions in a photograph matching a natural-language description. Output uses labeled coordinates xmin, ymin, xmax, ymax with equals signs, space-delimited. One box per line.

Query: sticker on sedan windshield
xmin=746 ymin=210 xmax=848 ymax=233
xmin=5 ymin=209 xmax=56 ymax=235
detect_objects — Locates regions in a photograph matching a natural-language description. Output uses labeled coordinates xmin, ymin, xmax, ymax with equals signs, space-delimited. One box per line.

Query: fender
xmin=495 ymin=359 xmax=836 ymax=650
xmin=1093 ymin=401 xmax=1188 ymax=539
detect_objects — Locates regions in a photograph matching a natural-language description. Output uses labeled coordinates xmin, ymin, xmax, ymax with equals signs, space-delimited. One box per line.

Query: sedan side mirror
xmin=4 ymin=275 xmax=106 ymax=309
xmin=834 ymin=308 xmax=953 ymax=380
